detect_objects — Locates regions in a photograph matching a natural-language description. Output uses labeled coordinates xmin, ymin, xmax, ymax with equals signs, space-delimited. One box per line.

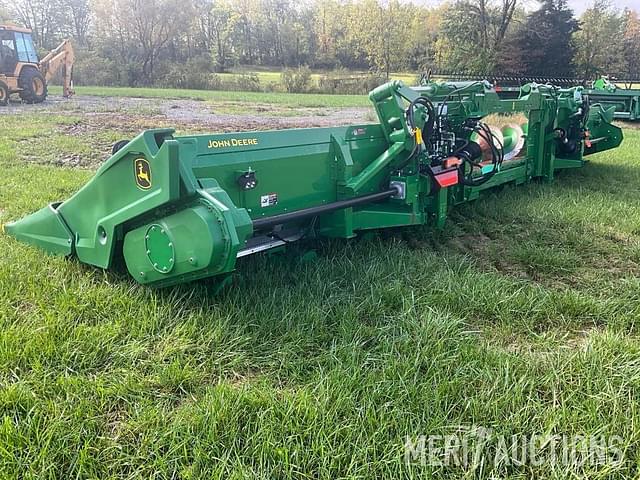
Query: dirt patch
xmin=1 ymin=93 xmax=371 ymax=131
xmin=1 ymin=94 xmax=373 ymax=168
xmin=58 ymin=114 xmax=172 ymax=137
xmin=447 ymin=232 xmax=534 ymax=281
xmin=447 ymin=233 xmax=492 ymax=255
xmin=614 ymin=120 xmax=640 ymax=130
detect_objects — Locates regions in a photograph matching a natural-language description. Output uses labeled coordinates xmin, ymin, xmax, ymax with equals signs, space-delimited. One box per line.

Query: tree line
xmin=1 ymin=0 xmax=639 ymax=90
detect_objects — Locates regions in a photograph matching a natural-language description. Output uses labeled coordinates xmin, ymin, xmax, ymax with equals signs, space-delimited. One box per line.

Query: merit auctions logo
xmin=404 ymin=426 xmax=624 ymax=470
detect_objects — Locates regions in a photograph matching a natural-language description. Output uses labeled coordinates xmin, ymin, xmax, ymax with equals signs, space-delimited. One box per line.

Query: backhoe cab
xmin=0 ymin=24 xmax=74 ymax=105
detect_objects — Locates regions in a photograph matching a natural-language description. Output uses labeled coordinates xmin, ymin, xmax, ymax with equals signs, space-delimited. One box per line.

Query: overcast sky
xmin=410 ymin=0 xmax=639 ymax=15
xmin=565 ymin=0 xmax=639 ymax=14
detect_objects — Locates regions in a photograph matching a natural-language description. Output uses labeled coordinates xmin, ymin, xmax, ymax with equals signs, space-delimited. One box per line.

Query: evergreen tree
xmin=514 ymin=0 xmax=578 ymax=76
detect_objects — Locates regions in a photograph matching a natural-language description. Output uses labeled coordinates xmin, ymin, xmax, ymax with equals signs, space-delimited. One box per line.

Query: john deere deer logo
xmin=134 ymin=158 xmax=152 ymax=190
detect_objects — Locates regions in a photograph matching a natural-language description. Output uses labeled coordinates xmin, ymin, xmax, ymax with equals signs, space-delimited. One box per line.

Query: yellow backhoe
xmin=0 ymin=24 xmax=74 ymax=105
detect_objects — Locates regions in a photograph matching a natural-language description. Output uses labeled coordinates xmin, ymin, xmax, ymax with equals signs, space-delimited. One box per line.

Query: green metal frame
xmin=494 ymin=77 xmax=640 ymax=122
xmin=4 ymin=80 xmax=624 ymax=287
xmin=585 ymin=77 xmax=640 ymax=121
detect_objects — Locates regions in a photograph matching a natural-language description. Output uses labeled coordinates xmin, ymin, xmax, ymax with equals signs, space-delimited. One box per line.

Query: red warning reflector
xmin=434 ymin=169 xmax=459 ymax=187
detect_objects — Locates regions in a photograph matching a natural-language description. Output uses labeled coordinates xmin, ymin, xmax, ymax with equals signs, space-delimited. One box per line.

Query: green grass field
xmin=49 ymin=85 xmax=372 ymax=108
xmin=217 ymin=68 xmax=417 ymax=86
xmin=1 ymin=106 xmax=640 ymax=478
xmin=47 ymin=68 xmax=417 ymax=107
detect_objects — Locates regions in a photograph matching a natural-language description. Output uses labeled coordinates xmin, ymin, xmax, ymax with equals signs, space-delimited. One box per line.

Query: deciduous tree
xmin=435 ymin=0 xmax=521 ymax=74
xmin=573 ymin=0 xmax=626 ymax=80
xmin=622 ymin=9 xmax=640 ymax=80
xmin=347 ymin=0 xmax=410 ymax=78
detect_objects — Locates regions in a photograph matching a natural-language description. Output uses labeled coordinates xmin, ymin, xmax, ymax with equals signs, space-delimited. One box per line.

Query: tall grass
xmin=1 ymin=110 xmax=639 ymax=478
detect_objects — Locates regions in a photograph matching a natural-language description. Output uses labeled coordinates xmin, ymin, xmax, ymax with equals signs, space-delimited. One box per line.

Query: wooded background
xmin=1 ymin=0 xmax=638 ymax=91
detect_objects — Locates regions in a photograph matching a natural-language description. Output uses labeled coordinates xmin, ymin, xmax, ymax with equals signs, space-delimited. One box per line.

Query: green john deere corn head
xmin=425 ymin=73 xmax=640 ymax=122
xmin=4 ymin=80 xmax=623 ymax=287
xmin=587 ymin=76 xmax=640 ymax=121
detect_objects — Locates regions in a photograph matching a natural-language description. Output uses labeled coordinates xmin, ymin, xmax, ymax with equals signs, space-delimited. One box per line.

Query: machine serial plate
xmin=260 ymin=193 xmax=278 ymax=207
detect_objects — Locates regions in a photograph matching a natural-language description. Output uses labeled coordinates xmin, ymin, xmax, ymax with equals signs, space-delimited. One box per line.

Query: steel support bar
xmin=252 ymin=188 xmax=399 ymax=230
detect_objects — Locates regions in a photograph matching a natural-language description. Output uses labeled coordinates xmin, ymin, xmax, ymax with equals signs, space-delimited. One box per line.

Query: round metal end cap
xmin=145 ymin=224 xmax=175 ymax=273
